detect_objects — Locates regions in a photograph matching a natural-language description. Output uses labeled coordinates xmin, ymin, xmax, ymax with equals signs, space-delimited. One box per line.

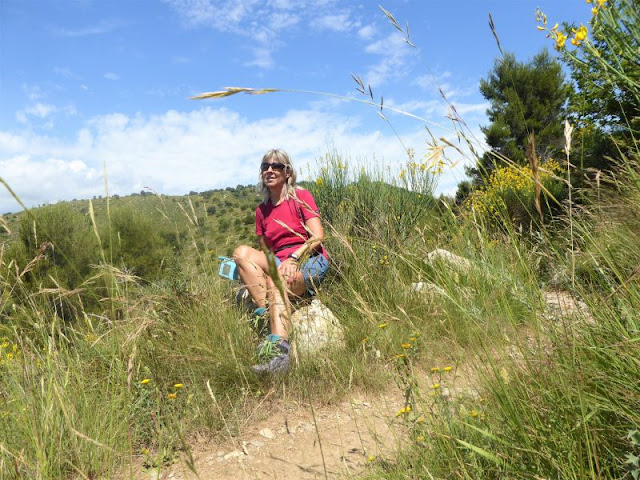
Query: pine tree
xmin=468 ymin=49 xmax=569 ymax=185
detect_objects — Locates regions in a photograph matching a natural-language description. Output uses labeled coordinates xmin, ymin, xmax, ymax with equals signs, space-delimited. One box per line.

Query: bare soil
xmin=129 ymin=390 xmax=406 ymax=480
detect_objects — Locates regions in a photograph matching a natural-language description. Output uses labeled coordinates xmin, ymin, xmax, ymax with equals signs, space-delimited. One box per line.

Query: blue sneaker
xmin=252 ymin=338 xmax=290 ymax=375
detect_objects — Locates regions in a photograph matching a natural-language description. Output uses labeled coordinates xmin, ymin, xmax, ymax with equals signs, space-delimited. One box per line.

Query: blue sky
xmin=0 ymin=0 xmax=590 ymax=213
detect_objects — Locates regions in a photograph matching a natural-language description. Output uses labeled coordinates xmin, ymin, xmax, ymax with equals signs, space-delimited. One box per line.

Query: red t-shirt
xmin=256 ymin=189 xmax=328 ymax=261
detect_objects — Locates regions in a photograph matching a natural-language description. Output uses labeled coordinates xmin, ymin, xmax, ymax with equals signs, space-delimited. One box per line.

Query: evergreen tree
xmin=560 ymin=0 xmax=639 ymax=174
xmin=468 ymin=49 xmax=569 ymax=185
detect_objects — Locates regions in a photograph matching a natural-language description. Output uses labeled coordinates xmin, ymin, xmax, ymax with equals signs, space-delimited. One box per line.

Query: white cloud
xmin=243 ymin=47 xmax=274 ymax=69
xmin=163 ymin=0 xmax=356 ymax=70
xmin=362 ymin=33 xmax=416 ymax=88
xmin=357 ymin=24 xmax=376 ymax=40
xmin=412 ymin=72 xmax=452 ymax=90
xmin=51 ymin=19 xmax=122 ymax=37
xmin=104 ymin=72 xmax=120 ymax=81
xmin=0 ymin=105 xmax=480 ymax=213
xmin=313 ymin=13 xmax=356 ymax=32
xmin=16 ymin=103 xmax=57 ymax=123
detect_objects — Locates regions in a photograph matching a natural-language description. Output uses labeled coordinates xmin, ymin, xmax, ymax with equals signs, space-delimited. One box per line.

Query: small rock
xmin=411 ymin=282 xmax=447 ymax=296
xmin=425 ymin=248 xmax=472 ymax=271
xmin=247 ymin=439 xmax=265 ymax=448
xmin=259 ymin=428 xmax=275 ymax=439
xmin=223 ymin=450 xmax=243 ymax=460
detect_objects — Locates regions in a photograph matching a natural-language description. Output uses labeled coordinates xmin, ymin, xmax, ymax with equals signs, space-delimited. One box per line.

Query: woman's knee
xmin=233 ymin=245 xmax=251 ymax=261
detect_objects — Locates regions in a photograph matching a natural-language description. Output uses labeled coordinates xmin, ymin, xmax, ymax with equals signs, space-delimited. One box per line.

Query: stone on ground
xmin=292 ymin=299 xmax=344 ymax=354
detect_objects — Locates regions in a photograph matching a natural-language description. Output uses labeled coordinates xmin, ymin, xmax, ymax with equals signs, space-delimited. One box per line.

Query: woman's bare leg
xmin=233 ymin=245 xmax=269 ymax=308
xmin=265 ymin=275 xmax=290 ymax=338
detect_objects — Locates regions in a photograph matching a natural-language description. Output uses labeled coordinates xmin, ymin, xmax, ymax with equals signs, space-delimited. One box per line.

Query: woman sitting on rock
xmin=233 ymin=149 xmax=329 ymax=374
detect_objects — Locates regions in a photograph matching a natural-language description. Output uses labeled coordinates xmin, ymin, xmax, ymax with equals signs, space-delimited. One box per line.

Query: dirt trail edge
xmin=132 ymin=390 xmax=406 ymax=480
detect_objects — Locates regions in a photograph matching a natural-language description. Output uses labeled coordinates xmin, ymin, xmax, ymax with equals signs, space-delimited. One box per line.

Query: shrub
xmin=16 ymin=203 xmax=100 ymax=290
xmin=106 ymin=207 xmax=174 ymax=282
xmin=464 ymin=158 xmax=565 ymax=229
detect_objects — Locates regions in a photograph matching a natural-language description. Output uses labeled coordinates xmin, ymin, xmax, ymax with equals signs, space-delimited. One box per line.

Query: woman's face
xmin=261 ymin=160 xmax=288 ymax=190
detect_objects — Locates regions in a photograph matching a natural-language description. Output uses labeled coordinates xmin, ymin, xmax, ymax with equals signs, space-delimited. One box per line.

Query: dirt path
xmin=133 ymin=390 xmax=406 ymax=480
xmin=127 ymin=290 xmax=585 ymax=480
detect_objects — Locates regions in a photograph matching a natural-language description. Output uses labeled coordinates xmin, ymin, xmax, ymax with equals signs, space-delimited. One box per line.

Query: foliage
xmin=468 ymin=50 xmax=569 ymax=185
xmin=14 ymin=203 xmax=100 ymax=291
xmin=465 ymin=158 xmax=565 ymax=228
xmin=309 ymin=151 xmax=440 ymax=250
xmin=537 ymin=0 xmax=639 ymax=180
xmin=106 ymin=207 xmax=175 ymax=282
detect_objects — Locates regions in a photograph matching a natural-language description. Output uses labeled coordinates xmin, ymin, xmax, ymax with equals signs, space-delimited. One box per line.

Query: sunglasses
xmin=260 ymin=162 xmax=286 ymax=172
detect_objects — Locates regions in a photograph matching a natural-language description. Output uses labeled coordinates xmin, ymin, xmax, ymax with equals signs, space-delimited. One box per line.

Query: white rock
xmin=291 ymin=299 xmax=344 ymax=354
xmin=259 ymin=428 xmax=275 ymax=439
xmin=425 ymin=248 xmax=472 ymax=271
xmin=223 ymin=450 xmax=244 ymax=460
xmin=411 ymin=282 xmax=447 ymax=296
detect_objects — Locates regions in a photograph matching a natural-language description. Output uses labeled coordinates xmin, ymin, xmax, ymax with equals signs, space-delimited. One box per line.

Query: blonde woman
xmin=233 ymin=149 xmax=329 ymax=374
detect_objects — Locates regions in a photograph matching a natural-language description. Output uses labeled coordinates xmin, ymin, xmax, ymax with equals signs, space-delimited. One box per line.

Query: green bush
xmin=105 ymin=207 xmax=175 ymax=282
xmin=16 ymin=203 xmax=100 ymax=290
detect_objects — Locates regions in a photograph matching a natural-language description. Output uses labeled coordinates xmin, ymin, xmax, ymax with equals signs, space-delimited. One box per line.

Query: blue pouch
xmin=218 ymin=256 xmax=239 ymax=280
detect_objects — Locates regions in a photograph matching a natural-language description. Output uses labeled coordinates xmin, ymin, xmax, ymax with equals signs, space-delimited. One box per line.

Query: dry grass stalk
xmin=527 ymin=132 xmax=543 ymax=223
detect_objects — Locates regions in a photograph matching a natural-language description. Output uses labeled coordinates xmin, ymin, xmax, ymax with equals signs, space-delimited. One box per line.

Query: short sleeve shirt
xmin=256 ymin=189 xmax=328 ymax=261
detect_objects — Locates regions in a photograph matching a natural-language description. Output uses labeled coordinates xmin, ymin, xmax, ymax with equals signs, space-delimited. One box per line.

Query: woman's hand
xmin=278 ymin=258 xmax=299 ymax=285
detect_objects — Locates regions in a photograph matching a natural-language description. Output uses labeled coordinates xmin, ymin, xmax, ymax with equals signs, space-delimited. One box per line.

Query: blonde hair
xmin=259 ymin=149 xmax=299 ymax=203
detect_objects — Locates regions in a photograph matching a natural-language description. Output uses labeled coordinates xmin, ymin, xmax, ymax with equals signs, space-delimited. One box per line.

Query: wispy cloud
xmin=357 ymin=24 xmax=376 ymax=40
xmin=362 ymin=33 xmax=416 ymax=88
xmin=412 ymin=72 xmax=452 ymax=90
xmin=104 ymin=72 xmax=120 ymax=81
xmin=53 ymin=66 xmax=82 ymax=80
xmin=163 ymin=0 xmax=358 ymax=70
xmin=313 ymin=13 xmax=358 ymax=32
xmin=51 ymin=19 xmax=122 ymax=37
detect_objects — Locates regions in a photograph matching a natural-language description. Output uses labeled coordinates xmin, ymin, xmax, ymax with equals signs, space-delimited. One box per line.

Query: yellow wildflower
xmin=377 ymin=323 xmax=388 ymax=329
xmin=555 ymin=31 xmax=567 ymax=50
xmin=416 ymin=417 xmax=424 ymax=424
xmin=574 ymin=25 xmax=588 ymax=41
xmin=470 ymin=410 xmax=479 ymax=418
xmin=316 ymin=178 xmax=324 ymax=186
xmin=444 ymin=366 xmax=453 ymax=372
xmin=140 ymin=378 xmax=151 ymax=385
xmin=597 ymin=0 xmax=606 ymax=6
xmin=431 ymin=383 xmax=441 ymax=389
xmin=416 ymin=435 xmax=425 ymax=442
xmin=174 ymin=383 xmax=184 ymax=389
xmin=167 ymin=393 xmax=177 ymax=399
xmin=401 ymin=343 xmax=412 ymax=349
xmin=430 ymin=367 xmax=440 ymax=373
xmin=409 ymin=337 xmax=417 ymax=342
xmin=395 ymin=354 xmax=405 ymax=359
xmin=368 ymin=455 xmax=376 ymax=462
xmin=395 ymin=406 xmax=412 ymax=416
